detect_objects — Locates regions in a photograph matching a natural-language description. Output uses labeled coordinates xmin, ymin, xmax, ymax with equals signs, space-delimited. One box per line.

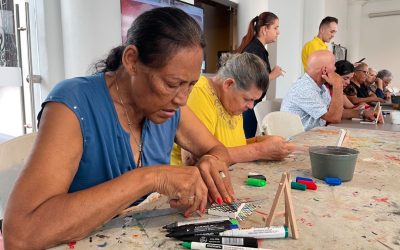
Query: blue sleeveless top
xmin=38 ymin=73 xmax=180 ymax=194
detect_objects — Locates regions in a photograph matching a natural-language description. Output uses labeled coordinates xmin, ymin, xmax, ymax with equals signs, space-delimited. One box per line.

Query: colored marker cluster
xmin=291 ymin=176 xmax=317 ymax=191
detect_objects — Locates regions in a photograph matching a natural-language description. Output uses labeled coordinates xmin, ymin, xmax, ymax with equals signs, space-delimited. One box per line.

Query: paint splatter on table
xmin=50 ymin=127 xmax=400 ymax=249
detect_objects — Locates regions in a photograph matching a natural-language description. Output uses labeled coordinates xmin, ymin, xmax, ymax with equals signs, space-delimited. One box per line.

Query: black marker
xmin=166 ymin=224 xmax=238 ymax=238
xmin=163 ymin=217 xmax=230 ymax=230
xmin=167 ymin=220 xmax=232 ymax=232
xmin=176 ymin=235 xmax=258 ymax=248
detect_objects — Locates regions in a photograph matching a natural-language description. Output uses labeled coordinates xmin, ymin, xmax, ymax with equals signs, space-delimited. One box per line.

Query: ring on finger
xmin=219 ymin=171 xmax=226 ymax=178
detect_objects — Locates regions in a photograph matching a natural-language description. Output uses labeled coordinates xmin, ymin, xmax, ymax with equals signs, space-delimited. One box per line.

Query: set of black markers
xmin=162 ymin=217 xmax=261 ymax=249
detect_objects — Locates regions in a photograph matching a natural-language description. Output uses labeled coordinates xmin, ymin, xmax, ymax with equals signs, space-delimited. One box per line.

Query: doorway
xmin=194 ymin=0 xmax=237 ymax=73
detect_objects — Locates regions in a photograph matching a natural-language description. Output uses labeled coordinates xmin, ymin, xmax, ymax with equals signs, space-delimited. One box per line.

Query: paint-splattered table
xmin=52 ymin=126 xmax=400 ymax=250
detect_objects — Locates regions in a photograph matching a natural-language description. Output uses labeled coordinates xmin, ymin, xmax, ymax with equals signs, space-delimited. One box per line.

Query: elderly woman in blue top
xmin=3 ymin=7 xmax=233 ymax=249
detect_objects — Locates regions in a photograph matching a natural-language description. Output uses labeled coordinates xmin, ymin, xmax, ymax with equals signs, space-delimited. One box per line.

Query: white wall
xmin=236 ymin=0 xmax=268 ymax=46
xmin=325 ymin=0 xmax=348 ymax=48
xmin=359 ymin=0 xmax=400 ymax=88
xmin=269 ymin=0 xmax=304 ymax=99
xmin=303 ymin=0 xmax=325 ymax=47
xmin=60 ymin=0 xmax=121 ymax=79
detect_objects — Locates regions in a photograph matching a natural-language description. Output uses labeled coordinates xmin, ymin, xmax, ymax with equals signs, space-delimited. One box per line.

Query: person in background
xmin=301 ymin=16 xmax=338 ymax=70
xmin=3 ymin=7 xmax=234 ymax=249
xmin=345 ymin=62 xmax=386 ymax=105
xmin=376 ymin=69 xmax=394 ymax=100
xmin=281 ymin=50 xmax=343 ymax=131
xmin=236 ymin=12 xmax=284 ymax=138
xmin=335 ymin=60 xmax=378 ymax=122
xmin=170 ymin=53 xmax=294 ymax=166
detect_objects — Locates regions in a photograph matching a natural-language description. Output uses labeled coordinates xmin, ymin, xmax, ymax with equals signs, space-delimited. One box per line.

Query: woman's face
xmin=133 ymin=46 xmax=203 ymax=124
xmin=263 ymin=19 xmax=280 ymax=43
xmin=221 ymin=81 xmax=263 ymax=116
xmin=341 ymin=72 xmax=354 ymax=88
xmin=354 ymin=65 xmax=369 ymax=83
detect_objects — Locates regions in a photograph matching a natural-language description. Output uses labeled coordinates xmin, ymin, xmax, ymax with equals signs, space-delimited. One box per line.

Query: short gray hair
xmin=216 ymin=52 xmax=269 ymax=92
xmin=377 ymin=69 xmax=392 ymax=80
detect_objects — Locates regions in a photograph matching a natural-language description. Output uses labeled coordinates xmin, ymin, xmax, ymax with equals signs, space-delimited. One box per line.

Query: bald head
xmin=307 ymin=50 xmax=335 ymax=73
xmin=306 ymin=50 xmax=336 ymax=83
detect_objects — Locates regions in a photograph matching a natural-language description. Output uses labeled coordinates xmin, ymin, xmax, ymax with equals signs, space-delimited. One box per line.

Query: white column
xmin=302 ymin=0 xmax=325 ymax=46
xmin=269 ymin=0 xmax=305 ymax=99
xmin=60 ymin=0 xmax=122 ymax=78
xmin=347 ymin=0 xmax=367 ymax=62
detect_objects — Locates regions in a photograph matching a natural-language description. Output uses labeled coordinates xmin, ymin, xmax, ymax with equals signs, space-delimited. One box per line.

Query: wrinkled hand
xmin=270 ymin=65 xmax=284 ymax=80
xmin=374 ymin=97 xmax=386 ymax=103
xmin=322 ymin=71 xmax=343 ymax=89
xmin=363 ymin=109 xmax=376 ymax=121
xmin=256 ymin=135 xmax=295 ymax=160
xmin=155 ymin=166 xmax=207 ymax=217
xmin=196 ymin=155 xmax=234 ymax=205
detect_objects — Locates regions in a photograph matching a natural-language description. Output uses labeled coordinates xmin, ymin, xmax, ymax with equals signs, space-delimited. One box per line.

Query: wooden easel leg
xmin=266 ymin=173 xmax=288 ymax=227
xmin=285 ymin=173 xmax=290 ymax=226
xmin=284 ymin=174 xmax=299 ymax=239
xmin=266 ymin=172 xmax=299 ymax=239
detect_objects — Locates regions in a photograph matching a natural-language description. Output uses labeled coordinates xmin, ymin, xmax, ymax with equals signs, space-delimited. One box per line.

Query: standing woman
xmin=237 ymin=12 xmax=283 ymax=138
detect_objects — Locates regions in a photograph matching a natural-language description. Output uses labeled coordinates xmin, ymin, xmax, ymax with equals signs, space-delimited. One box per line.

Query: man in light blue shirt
xmin=281 ymin=51 xmax=343 ymax=130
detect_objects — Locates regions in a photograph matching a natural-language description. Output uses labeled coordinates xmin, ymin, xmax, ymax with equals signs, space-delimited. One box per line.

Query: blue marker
xmin=324 ymin=177 xmax=342 ymax=186
xmin=295 ymin=176 xmax=313 ymax=182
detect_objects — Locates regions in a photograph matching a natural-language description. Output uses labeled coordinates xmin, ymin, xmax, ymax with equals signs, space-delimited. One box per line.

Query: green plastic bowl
xmin=309 ymin=146 xmax=359 ymax=181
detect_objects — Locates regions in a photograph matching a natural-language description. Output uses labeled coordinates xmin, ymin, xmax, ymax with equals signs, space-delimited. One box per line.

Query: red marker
xmin=297 ymin=180 xmax=317 ymax=190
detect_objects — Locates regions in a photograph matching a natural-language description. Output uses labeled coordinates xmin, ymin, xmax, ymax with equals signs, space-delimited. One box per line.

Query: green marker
xmin=246 ymin=178 xmax=266 ymax=187
xmin=291 ymin=181 xmax=306 ymax=191
xmin=181 ymin=241 xmax=263 ymax=249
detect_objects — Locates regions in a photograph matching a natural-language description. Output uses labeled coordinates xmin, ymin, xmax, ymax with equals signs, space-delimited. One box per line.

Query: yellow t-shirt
xmin=301 ymin=36 xmax=328 ymax=70
xmin=170 ymin=76 xmax=246 ymax=166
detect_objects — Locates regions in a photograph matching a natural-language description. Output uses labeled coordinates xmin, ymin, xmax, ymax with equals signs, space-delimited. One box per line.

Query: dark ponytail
xmin=236 ymin=12 xmax=278 ymax=53
xmin=94 ymin=7 xmax=205 ymax=73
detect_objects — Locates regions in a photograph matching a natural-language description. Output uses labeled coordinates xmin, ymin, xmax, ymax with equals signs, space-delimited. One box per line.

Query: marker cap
xmin=291 ymin=181 xmax=306 ymax=191
xmin=297 ymin=180 xmax=317 ymax=190
xmin=181 ymin=242 xmax=191 ymax=249
xmin=295 ymin=176 xmax=313 ymax=182
xmin=324 ymin=177 xmax=342 ymax=186
xmin=246 ymin=178 xmax=266 ymax=187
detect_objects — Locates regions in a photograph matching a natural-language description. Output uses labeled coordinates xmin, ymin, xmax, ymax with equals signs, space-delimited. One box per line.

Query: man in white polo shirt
xmin=281 ymin=50 xmax=343 ymax=130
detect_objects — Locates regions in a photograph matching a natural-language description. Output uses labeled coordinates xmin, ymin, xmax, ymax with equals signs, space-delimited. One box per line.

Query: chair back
xmin=0 ymin=132 xmax=37 ymax=219
xmin=261 ymin=111 xmax=304 ymax=139
xmin=254 ymin=99 xmax=282 ymax=135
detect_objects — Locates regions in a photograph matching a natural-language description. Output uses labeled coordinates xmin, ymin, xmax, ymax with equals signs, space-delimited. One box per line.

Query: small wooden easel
xmin=265 ymin=172 xmax=299 ymax=239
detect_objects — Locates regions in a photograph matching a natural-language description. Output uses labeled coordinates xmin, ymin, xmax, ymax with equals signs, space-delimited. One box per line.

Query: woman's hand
xmin=269 ymin=65 xmax=284 ymax=80
xmin=255 ymin=135 xmax=295 ymax=160
xmin=196 ymin=155 xmax=234 ymax=205
xmin=154 ymin=166 xmax=208 ymax=217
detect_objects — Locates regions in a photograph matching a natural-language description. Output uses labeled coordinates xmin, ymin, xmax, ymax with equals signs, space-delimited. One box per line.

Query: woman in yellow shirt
xmin=171 ymin=53 xmax=294 ymax=165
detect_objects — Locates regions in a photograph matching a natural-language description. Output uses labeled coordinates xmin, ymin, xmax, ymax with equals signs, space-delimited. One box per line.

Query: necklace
xmin=207 ymin=79 xmax=238 ymax=130
xmin=114 ymin=74 xmax=144 ymax=168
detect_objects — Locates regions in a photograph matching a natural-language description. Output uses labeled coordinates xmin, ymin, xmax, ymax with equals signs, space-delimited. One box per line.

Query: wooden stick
xmin=284 ymin=174 xmax=299 ymax=239
xmin=336 ymin=129 xmax=347 ymax=147
xmin=265 ymin=173 xmax=287 ymax=226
